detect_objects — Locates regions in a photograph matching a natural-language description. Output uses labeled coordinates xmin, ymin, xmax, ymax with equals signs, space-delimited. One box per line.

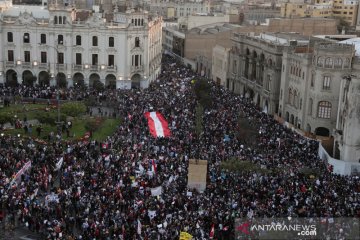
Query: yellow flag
xmin=179 ymin=231 xmax=193 ymax=240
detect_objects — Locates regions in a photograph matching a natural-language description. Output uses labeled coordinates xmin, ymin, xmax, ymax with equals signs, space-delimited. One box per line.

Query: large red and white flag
xmin=144 ymin=112 xmax=171 ymax=138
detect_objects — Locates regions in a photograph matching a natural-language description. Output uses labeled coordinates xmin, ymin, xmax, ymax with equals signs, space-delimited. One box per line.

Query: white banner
xmin=11 ymin=161 xmax=32 ymax=185
xmin=151 ymin=186 xmax=162 ymax=196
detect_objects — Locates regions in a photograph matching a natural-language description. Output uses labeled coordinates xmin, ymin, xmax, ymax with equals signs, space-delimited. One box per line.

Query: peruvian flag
xmin=209 ymin=224 xmax=215 ymax=239
xmin=144 ymin=112 xmax=171 ymax=138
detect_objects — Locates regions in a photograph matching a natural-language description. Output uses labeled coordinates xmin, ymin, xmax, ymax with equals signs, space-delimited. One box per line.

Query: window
xmin=108 ymin=55 xmax=114 ymax=66
xmin=76 ymin=35 xmax=81 ymax=46
xmin=318 ymin=101 xmax=331 ymax=118
xmin=76 ymin=53 xmax=82 ymax=65
xmin=92 ymin=54 xmax=98 ymax=65
xmin=58 ymin=35 xmax=64 ymax=45
xmin=317 ymin=57 xmax=324 ymax=67
xmin=8 ymin=50 xmax=14 ymax=62
xmin=24 ymin=51 xmax=30 ymax=62
xmin=233 ymin=60 xmax=237 ymax=73
xmin=92 ymin=36 xmax=98 ymax=46
xmin=40 ymin=34 xmax=46 ymax=44
xmin=141 ymin=19 xmax=144 ymax=26
xmin=311 ymin=73 xmax=315 ymax=87
xmin=334 ymin=58 xmax=342 ymax=68
xmin=132 ymin=54 xmax=141 ymax=66
xmin=7 ymin=32 xmax=13 ymax=42
xmin=109 ymin=37 xmax=114 ymax=47
xmin=323 ymin=76 xmax=331 ymax=90
xmin=325 ymin=58 xmax=333 ymax=68
xmin=41 ymin=52 xmax=47 ymax=63
xmin=63 ymin=16 xmax=66 ymax=24
xmin=59 ymin=16 xmax=62 ymax=24
xmin=308 ymin=98 xmax=313 ymax=115
xmin=135 ymin=37 xmax=140 ymax=47
xmin=58 ymin=52 xmax=64 ymax=64
xmin=24 ymin=33 xmax=30 ymax=43
xmin=54 ymin=16 xmax=58 ymax=24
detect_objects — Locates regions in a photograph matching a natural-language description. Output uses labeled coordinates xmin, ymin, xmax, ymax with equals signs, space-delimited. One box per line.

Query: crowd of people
xmin=0 ymin=54 xmax=359 ymax=240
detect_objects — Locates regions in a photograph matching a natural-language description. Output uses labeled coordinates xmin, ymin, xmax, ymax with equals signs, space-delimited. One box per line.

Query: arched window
xmin=311 ymin=72 xmax=315 ymax=87
xmin=323 ymin=76 xmax=331 ymax=90
xmin=308 ymin=98 xmax=313 ymax=115
xmin=325 ymin=58 xmax=333 ymax=68
xmin=317 ymin=57 xmax=324 ymax=67
xmin=135 ymin=37 xmax=140 ymax=47
xmin=109 ymin=37 xmax=114 ymax=47
xmin=344 ymin=58 xmax=350 ymax=68
xmin=334 ymin=58 xmax=343 ymax=68
xmin=63 ymin=16 xmax=66 ymax=24
xmin=92 ymin=36 xmax=98 ymax=46
xmin=59 ymin=16 xmax=62 ymax=24
xmin=54 ymin=16 xmax=58 ymax=24
xmin=318 ymin=101 xmax=331 ymax=119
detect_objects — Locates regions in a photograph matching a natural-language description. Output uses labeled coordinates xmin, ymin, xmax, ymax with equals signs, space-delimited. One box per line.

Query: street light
xmin=38 ymin=43 xmax=62 ymax=134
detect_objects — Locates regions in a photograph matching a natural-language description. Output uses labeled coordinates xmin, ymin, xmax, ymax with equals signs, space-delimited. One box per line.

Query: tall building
xmin=0 ymin=0 xmax=162 ymax=89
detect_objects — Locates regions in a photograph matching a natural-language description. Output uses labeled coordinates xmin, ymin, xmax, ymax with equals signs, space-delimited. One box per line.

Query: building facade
xmin=279 ymin=42 xmax=355 ymax=136
xmin=0 ymin=0 xmax=163 ymax=89
xmin=228 ymin=33 xmax=299 ymax=114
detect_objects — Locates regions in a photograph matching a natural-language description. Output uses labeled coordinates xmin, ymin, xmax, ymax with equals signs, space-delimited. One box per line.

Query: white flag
xmin=151 ymin=186 xmax=162 ymax=196
xmin=148 ymin=210 xmax=156 ymax=220
xmin=55 ymin=157 xmax=64 ymax=171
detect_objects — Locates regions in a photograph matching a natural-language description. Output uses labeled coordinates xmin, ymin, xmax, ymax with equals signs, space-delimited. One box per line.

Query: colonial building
xmin=228 ymin=33 xmax=311 ymax=114
xmin=279 ymin=41 xmax=355 ymax=136
xmin=0 ymin=0 xmax=162 ymax=89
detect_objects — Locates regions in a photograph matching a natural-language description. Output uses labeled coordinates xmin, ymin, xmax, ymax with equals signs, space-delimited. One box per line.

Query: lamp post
xmin=39 ymin=43 xmax=62 ymax=134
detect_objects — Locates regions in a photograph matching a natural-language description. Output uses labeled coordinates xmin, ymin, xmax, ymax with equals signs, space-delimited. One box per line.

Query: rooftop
xmin=339 ymin=38 xmax=360 ymax=56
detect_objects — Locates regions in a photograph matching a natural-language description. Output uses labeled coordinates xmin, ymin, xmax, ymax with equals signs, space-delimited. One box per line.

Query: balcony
xmin=56 ymin=63 xmax=66 ymax=70
xmin=90 ymin=65 xmax=99 ymax=71
xmin=73 ymin=64 xmax=83 ymax=71
xmin=106 ymin=65 xmax=117 ymax=72
xmin=22 ymin=62 xmax=31 ymax=68
xmin=131 ymin=65 xmax=144 ymax=73
xmin=5 ymin=61 xmax=15 ymax=67
xmin=39 ymin=63 xmax=49 ymax=69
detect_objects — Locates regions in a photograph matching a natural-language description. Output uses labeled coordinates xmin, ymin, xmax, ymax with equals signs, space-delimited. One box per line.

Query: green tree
xmin=0 ymin=113 xmax=12 ymax=125
xmin=61 ymin=102 xmax=86 ymax=117
xmin=93 ymin=79 xmax=105 ymax=91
